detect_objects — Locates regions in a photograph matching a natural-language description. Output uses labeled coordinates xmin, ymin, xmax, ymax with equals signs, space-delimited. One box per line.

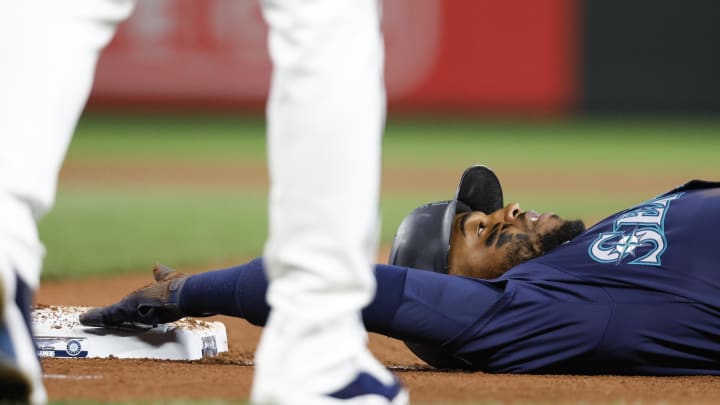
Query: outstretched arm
xmin=81 ymin=258 xmax=502 ymax=350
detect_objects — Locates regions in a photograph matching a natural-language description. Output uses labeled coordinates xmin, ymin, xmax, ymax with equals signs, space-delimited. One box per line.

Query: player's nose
xmin=503 ymin=202 xmax=521 ymax=222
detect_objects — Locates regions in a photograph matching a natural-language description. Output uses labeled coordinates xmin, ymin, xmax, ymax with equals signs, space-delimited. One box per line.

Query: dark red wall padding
xmin=89 ymin=0 xmax=579 ymax=115
xmin=399 ymin=0 xmax=579 ymax=114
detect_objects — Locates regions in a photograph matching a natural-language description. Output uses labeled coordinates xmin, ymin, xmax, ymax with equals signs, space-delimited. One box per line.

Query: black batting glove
xmin=79 ymin=264 xmax=188 ymax=329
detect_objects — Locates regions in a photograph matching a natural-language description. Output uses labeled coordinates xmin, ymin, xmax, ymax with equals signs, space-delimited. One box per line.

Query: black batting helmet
xmin=388 ymin=165 xmax=504 ymax=274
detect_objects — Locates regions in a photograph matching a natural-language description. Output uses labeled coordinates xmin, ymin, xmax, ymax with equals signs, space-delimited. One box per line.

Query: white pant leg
xmin=0 ymin=0 xmax=135 ymax=290
xmin=254 ymin=0 xmax=388 ymax=401
xmin=0 ymin=2 xmax=132 ymax=403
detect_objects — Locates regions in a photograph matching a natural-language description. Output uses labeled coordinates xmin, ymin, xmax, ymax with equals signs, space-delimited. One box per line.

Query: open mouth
xmin=526 ymin=210 xmax=555 ymax=225
xmin=526 ymin=210 xmax=541 ymax=222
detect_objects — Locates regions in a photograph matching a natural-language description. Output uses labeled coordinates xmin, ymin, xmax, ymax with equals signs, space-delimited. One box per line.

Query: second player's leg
xmin=0 ymin=0 xmax=135 ymax=305
xmin=255 ymin=0 xmax=400 ymax=402
xmin=0 ymin=1 xmax=134 ymax=402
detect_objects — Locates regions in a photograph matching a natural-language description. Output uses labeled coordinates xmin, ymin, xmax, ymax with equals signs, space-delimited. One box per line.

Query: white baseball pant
xmin=0 ymin=1 xmax=134 ymax=403
xmin=254 ymin=0 xmax=396 ymax=402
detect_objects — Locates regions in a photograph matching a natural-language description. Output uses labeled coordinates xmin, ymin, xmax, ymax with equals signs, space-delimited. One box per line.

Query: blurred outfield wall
xmin=87 ymin=0 xmax=719 ymax=115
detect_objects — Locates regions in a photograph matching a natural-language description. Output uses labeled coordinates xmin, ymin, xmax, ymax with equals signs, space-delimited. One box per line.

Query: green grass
xmin=38 ymin=113 xmax=720 ymax=280
xmin=69 ymin=113 xmax=268 ymax=163
xmin=72 ymin=113 xmax=720 ymax=171
xmin=383 ymin=116 xmax=720 ymax=170
xmin=39 ymin=187 xmax=436 ymax=279
xmin=39 ymin=187 xmax=266 ymax=279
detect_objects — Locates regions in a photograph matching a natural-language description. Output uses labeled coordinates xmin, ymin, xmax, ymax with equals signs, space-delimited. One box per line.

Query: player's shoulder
xmin=500 ymin=253 xmax=612 ymax=303
xmin=662 ymin=179 xmax=720 ymax=195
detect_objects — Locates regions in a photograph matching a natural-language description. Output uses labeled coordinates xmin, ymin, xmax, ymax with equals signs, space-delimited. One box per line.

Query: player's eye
xmin=477 ymin=225 xmax=485 ymax=236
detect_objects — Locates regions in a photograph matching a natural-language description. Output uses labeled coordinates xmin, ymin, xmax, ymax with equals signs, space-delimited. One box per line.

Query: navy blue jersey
xmin=416 ymin=181 xmax=720 ymax=375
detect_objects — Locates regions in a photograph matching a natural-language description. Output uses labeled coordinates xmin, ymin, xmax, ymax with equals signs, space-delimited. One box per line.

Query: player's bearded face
xmin=448 ymin=203 xmax=585 ymax=279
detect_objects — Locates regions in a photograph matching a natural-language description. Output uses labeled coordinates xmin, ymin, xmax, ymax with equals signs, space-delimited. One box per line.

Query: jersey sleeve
xmin=444 ymin=262 xmax=614 ymax=373
xmin=228 ymin=260 xmax=509 ymax=369
xmin=363 ymin=264 xmax=506 ymax=369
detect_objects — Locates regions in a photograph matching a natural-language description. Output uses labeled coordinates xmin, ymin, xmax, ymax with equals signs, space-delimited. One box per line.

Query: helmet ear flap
xmin=443 ymin=201 xmax=471 ymax=273
xmin=388 ymin=201 xmax=455 ymax=274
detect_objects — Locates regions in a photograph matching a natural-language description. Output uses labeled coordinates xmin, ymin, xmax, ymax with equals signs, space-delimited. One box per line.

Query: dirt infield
xmin=37 ymin=273 xmax=720 ymax=404
xmin=60 ymin=158 xmax=697 ymax=195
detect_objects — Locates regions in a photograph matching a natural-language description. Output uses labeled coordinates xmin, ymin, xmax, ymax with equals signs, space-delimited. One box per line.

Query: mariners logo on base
xmin=36 ymin=337 xmax=89 ymax=358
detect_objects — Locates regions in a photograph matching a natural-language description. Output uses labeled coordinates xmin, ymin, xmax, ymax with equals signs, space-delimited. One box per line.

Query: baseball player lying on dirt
xmin=81 ymin=165 xmax=720 ymax=375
